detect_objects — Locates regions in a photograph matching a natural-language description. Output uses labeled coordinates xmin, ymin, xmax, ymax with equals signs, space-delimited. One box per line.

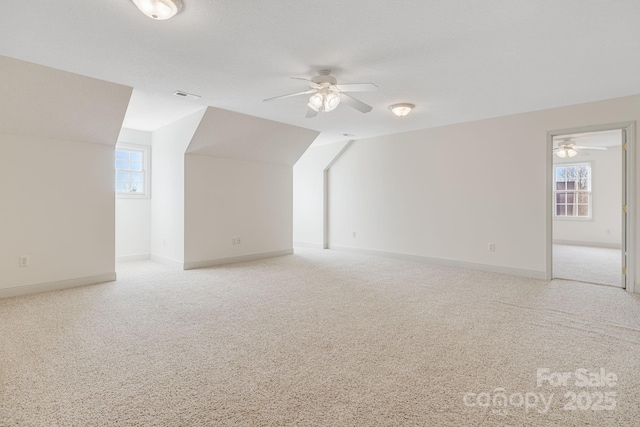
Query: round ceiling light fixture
xmin=389 ymin=103 xmax=414 ymax=117
xmin=131 ymin=0 xmax=183 ymax=20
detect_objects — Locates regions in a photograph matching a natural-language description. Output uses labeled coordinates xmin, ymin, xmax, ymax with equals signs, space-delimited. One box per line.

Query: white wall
xmin=148 ymin=105 xmax=315 ymax=270
xmin=181 ymin=106 xmax=319 ymax=268
xmin=150 ymin=110 xmax=205 ymax=267
xmin=318 ymin=95 xmax=640 ymax=280
xmin=553 ymin=146 xmax=622 ymax=247
xmin=0 ymin=56 xmax=131 ymax=297
xmin=184 ymin=155 xmax=293 ymax=267
xmin=116 ymin=128 xmax=152 ymax=261
xmin=187 ymin=107 xmax=319 ymax=165
xmin=0 ymin=56 xmax=131 ymax=146
xmin=0 ymin=135 xmax=116 ymax=291
xmin=293 ymin=141 xmax=351 ymax=247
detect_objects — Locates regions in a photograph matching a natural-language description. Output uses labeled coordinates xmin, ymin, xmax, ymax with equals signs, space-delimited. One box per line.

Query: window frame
xmin=553 ymin=162 xmax=592 ymax=221
xmin=115 ymin=143 xmax=151 ymax=199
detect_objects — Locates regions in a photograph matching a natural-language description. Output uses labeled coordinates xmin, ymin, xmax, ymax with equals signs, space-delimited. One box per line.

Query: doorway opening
xmin=547 ymin=123 xmax=635 ymax=291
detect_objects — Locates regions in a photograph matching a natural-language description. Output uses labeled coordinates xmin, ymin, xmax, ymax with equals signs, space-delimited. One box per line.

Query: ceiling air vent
xmin=174 ymin=90 xmax=201 ymax=101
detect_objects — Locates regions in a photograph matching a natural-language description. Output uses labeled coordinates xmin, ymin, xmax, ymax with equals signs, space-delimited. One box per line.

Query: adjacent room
xmin=551 ymin=130 xmax=624 ymax=287
xmin=1 ymin=1 xmax=640 ymax=426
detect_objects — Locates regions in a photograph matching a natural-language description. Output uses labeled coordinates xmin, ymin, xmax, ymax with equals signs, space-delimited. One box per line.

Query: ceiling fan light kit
xmin=555 ymin=148 xmax=578 ymax=158
xmin=264 ymin=70 xmax=378 ymax=117
xmin=307 ymin=90 xmax=341 ymax=113
xmin=389 ymin=103 xmax=414 ymax=117
xmin=131 ymin=0 xmax=182 ymax=20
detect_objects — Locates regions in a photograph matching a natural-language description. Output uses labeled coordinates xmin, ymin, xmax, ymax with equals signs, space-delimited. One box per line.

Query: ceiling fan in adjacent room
xmin=263 ymin=70 xmax=378 ymax=118
xmin=553 ymin=138 xmax=607 ymax=158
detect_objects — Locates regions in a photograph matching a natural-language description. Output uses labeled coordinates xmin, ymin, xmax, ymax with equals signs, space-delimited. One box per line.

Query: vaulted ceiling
xmin=1 ymin=1 xmax=639 ymax=145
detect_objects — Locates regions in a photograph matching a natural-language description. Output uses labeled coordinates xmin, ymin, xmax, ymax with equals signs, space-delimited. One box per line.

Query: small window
xmin=115 ymin=144 xmax=150 ymax=198
xmin=554 ymin=164 xmax=591 ymax=218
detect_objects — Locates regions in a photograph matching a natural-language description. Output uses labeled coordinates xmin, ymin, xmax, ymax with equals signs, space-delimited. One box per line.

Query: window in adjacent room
xmin=115 ymin=144 xmax=150 ymax=198
xmin=554 ymin=163 xmax=591 ymax=218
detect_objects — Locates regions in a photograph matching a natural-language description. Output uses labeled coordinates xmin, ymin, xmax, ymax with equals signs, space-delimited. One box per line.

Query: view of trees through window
xmin=554 ymin=164 xmax=591 ymax=217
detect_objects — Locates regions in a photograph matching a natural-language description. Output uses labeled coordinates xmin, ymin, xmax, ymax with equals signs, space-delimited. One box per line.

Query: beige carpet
xmin=1 ymin=248 xmax=640 ymax=426
xmin=553 ymin=244 xmax=622 ymax=287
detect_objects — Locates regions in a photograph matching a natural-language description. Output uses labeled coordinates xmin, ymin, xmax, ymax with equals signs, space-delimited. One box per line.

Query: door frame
xmin=323 ymin=140 xmax=354 ymax=249
xmin=546 ymin=121 xmax=636 ymax=292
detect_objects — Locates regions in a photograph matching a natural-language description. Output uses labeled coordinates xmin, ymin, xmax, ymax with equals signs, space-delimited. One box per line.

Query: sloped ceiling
xmin=1 ymin=1 xmax=639 ymax=145
xmin=187 ymin=107 xmax=319 ymax=166
xmin=0 ymin=56 xmax=132 ymax=145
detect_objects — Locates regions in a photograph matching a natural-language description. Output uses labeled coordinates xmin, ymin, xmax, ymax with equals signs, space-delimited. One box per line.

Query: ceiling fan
xmin=263 ymin=70 xmax=378 ymax=118
xmin=554 ymin=138 xmax=607 ymax=158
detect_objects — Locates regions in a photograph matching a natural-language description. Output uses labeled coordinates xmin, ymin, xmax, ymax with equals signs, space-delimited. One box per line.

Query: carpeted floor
xmin=1 ymin=248 xmax=639 ymax=426
xmin=553 ymin=244 xmax=622 ymax=287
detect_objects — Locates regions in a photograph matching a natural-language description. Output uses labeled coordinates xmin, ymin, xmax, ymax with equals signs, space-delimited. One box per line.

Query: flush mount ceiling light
xmin=131 ymin=0 xmax=182 ymax=20
xmin=389 ymin=103 xmax=414 ymax=117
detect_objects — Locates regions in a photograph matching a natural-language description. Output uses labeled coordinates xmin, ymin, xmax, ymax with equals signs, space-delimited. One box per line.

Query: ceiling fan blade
xmin=339 ymin=93 xmax=372 ymax=113
xmin=575 ymin=145 xmax=607 ymax=150
xmin=263 ymin=90 xmax=315 ymax=102
xmin=335 ymin=83 xmax=379 ymax=92
xmin=291 ymin=77 xmax=314 ymax=82
xmin=305 ymin=107 xmax=318 ymax=118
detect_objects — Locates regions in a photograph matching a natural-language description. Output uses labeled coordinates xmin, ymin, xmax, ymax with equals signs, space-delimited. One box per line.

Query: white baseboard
xmin=150 ymin=254 xmax=184 ymax=270
xmin=0 ymin=272 xmax=117 ymax=299
xmin=183 ymin=249 xmax=293 ymax=270
xmin=293 ymin=241 xmax=324 ymax=249
xmin=329 ymin=245 xmax=546 ymax=280
xmin=553 ymin=240 xmax=622 ymax=249
xmin=116 ymin=254 xmax=151 ymax=263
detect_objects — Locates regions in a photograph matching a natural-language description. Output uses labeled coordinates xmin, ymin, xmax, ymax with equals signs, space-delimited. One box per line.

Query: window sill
xmin=553 ymin=216 xmax=593 ymax=222
xmin=116 ymin=193 xmax=150 ymax=200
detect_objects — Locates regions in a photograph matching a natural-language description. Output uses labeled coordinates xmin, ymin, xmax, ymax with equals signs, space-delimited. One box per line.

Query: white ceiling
xmin=187 ymin=107 xmax=319 ymax=165
xmin=1 ymin=1 xmax=639 ymax=145
xmin=0 ymin=55 xmax=132 ymax=146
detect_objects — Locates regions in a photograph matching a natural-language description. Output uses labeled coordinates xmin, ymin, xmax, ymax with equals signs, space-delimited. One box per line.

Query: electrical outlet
xmin=352 ymin=231 xmax=357 ymax=238
xmin=236 ymin=237 xmax=241 ymax=244
xmin=488 ymin=243 xmax=495 ymax=252
xmin=19 ymin=256 xmax=29 ymax=267
xmin=232 ymin=237 xmax=237 ymax=245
